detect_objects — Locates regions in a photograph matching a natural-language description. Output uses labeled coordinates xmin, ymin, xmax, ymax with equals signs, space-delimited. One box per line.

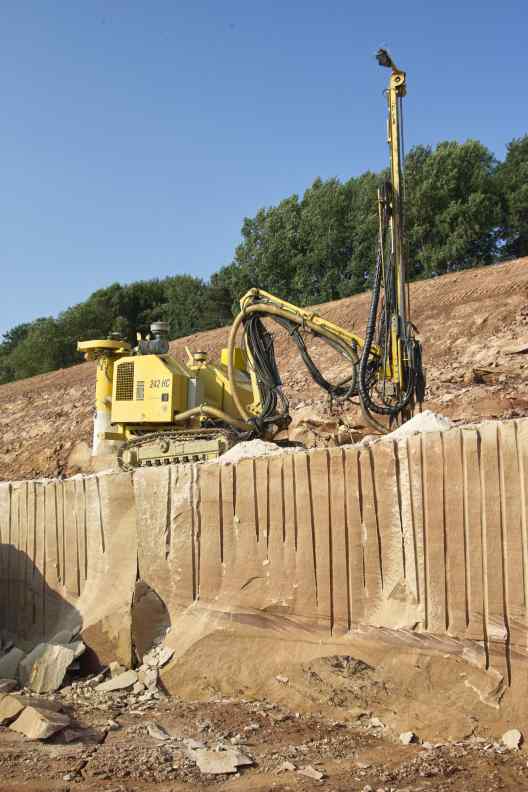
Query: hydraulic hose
xmin=172 ymin=404 xmax=253 ymax=432
xmin=227 ymin=302 xmax=361 ymax=425
xmin=357 ymin=194 xmax=417 ymax=420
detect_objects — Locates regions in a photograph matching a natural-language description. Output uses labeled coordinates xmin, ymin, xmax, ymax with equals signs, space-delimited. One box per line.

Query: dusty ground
xmin=1 ymin=257 xmax=528 ymax=481
xmin=1 ymin=681 xmax=528 ymax=792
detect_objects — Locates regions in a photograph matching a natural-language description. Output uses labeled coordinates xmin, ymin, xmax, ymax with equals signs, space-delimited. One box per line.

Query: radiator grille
xmin=136 ymin=380 xmax=145 ymax=401
xmin=115 ymin=362 xmax=134 ymax=401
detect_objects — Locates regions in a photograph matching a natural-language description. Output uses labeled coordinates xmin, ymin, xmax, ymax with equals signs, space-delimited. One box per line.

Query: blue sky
xmin=1 ymin=1 xmax=526 ymax=336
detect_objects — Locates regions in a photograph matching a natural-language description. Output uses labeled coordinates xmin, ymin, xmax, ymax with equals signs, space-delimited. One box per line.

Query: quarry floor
xmin=1 ymin=693 xmax=528 ymax=792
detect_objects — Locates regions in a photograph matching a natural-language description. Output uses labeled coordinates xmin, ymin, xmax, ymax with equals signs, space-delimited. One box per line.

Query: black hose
xmin=357 ymin=188 xmax=419 ymax=418
xmin=241 ymin=310 xmax=359 ymax=428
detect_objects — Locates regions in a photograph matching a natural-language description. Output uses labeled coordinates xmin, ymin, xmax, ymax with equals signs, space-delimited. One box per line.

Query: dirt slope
xmin=1 ymin=257 xmax=528 ymax=481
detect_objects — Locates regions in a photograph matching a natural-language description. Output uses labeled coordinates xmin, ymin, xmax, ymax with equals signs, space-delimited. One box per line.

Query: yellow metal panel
xmin=111 ymin=355 xmax=187 ymax=424
xmin=78 ymin=339 xmax=130 ymax=354
xmin=195 ymin=362 xmax=253 ymax=415
xmin=220 ymin=346 xmax=247 ymax=371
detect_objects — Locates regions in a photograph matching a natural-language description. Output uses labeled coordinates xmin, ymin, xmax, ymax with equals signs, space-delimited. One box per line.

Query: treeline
xmin=1 ymin=135 xmax=527 ymax=384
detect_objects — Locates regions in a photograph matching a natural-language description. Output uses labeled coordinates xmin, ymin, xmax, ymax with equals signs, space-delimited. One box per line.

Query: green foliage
xmin=2 ymin=318 xmax=67 ymax=381
xmin=1 ymin=133 xmax=526 ymax=385
xmin=0 ymin=322 xmax=32 ymax=382
xmin=153 ymin=275 xmax=233 ymax=338
xmin=404 ymin=140 xmax=502 ymax=277
xmin=496 ymin=135 xmax=528 ymax=258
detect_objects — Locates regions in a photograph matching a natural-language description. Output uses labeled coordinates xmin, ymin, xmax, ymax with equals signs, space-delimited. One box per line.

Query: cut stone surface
xmin=191 ymin=748 xmax=254 ymax=774
xmin=19 ymin=643 xmax=75 ymax=693
xmin=0 ymin=695 xmax=26 ymax=725
xmin=502 ymin=729 xmax=523 ymax=750
xmin=0 ymin=694 xmax=61 ymax=726
xmin=96 ymin=670 xmax=138 ymax=692
xmin=0 ymin=648 xmax=25 ymax=680
xmin=50 ymin=629 xmax=77 ymax=645
xmin=69 ymin=641 xmax=86 ymax=659
xmin=10 ymin=705 xmax=70 ymax=740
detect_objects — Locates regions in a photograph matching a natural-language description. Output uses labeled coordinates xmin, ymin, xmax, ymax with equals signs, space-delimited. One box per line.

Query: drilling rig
xmin=78 ymin=50 xmax=424 ymax=469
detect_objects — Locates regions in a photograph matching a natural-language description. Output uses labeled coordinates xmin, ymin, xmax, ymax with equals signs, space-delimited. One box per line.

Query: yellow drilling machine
xmin=78 ymin=51 xmax=425 ymax=470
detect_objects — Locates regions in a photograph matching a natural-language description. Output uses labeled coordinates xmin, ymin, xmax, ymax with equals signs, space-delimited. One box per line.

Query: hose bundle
xmin=241 ymin=309 xmax=359 ymax=429
xmin=357 ymin=182 xmax=425 ymax=424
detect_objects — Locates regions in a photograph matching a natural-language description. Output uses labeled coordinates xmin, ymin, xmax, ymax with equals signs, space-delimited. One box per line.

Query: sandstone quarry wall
xmin=1 ymin=418 xmax=527 ymax=686
xmin=0 ymin=472 xmax=137 ymax=666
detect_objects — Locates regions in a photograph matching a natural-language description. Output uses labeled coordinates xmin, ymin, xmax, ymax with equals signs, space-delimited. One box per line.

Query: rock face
xmin=10 ymin=705 xmax=70 ymax=740
xmin=19 ymin=643 xmax=77 ymax=693
xmin=0 ymin=472 xmax=137 ymax=668
xmin=0 ymin=648 xmax=25 ymax=680
xmin=131 ymin=581 xmax=171 ymax=662
xmin=3 ymin=414 xmax=528 ymax=709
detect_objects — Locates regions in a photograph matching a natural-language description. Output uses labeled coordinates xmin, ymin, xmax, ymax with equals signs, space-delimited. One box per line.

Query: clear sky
xmin=1 ymin=0 xmax=526 ymax=337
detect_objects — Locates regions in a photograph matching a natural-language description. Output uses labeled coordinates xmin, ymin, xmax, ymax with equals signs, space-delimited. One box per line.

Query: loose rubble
xmin=383 ymin=409 xmax=453 ymax=440
xmin=218 ymin=438 xmax=295 ymax=464
xmin=0 ymin=643 xmax=527 ymax=790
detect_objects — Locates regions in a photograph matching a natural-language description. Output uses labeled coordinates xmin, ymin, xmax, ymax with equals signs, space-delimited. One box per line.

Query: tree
xmin=343 ymin=171 xmax=382 ymax=293
xmin=160 ymin=275 xmax=216 ymax=338
xmin=496 ymin=135 xmax=528 ymax=258
xmin=5 ymin=318 xmax=67 ymax=380
xmin=404 ymin=141 xmax=502 ymax=276
xmin=293 ymin=177 xmax=354 ymax=303
xmin=227 ymin=196 xmax=303 ymax=302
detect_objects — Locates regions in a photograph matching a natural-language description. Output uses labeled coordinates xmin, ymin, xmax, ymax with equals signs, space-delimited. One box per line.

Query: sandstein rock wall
xmin=1 ymin=418 xmax=528 ymax=687
xmin=0 ymin=472 xmax=137 ymax=666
